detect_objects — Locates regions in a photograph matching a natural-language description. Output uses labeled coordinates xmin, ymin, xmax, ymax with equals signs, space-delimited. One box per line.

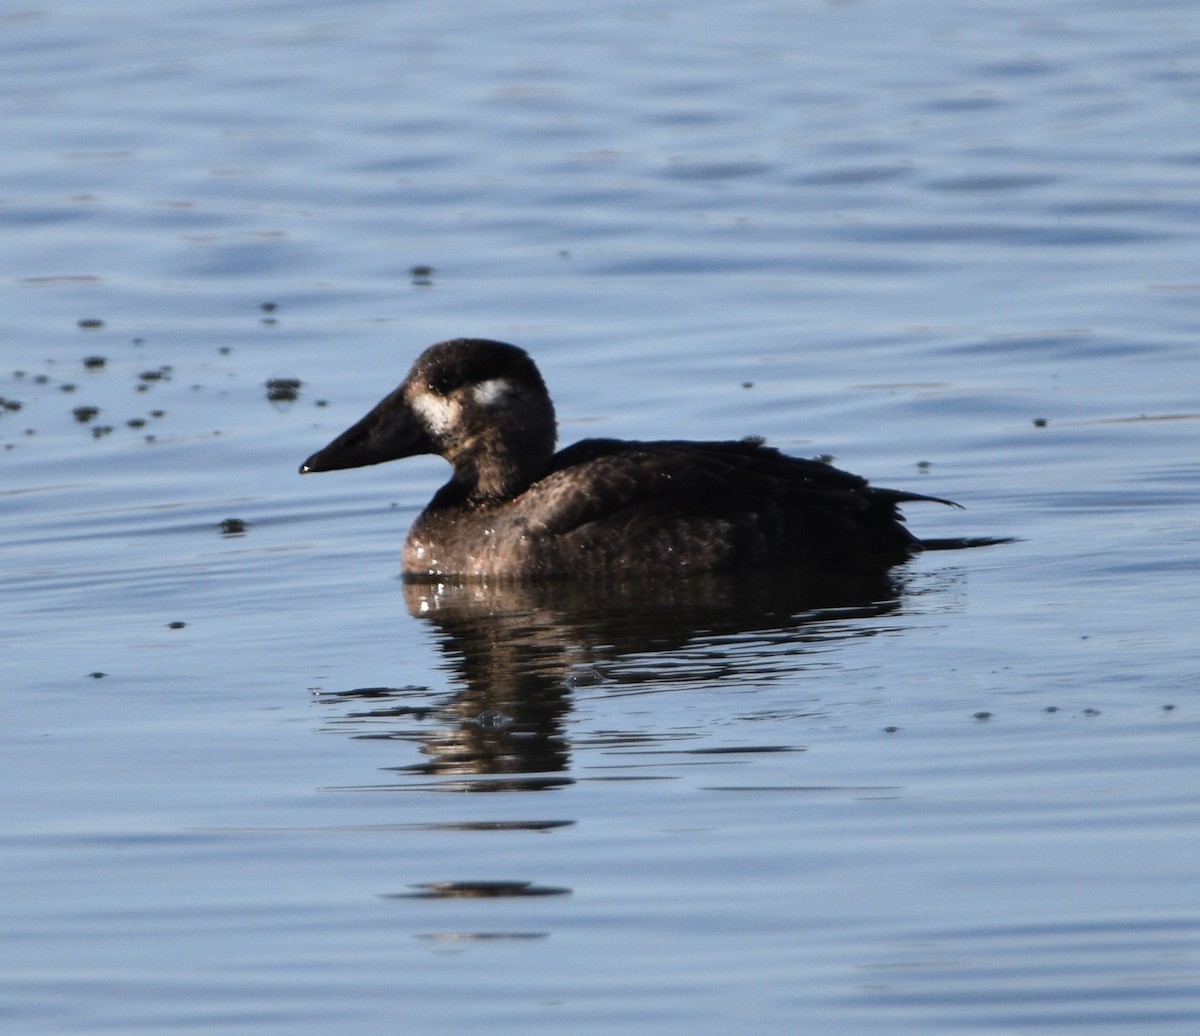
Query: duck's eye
xmin=427 ymin=375 xmax=455 ymax=396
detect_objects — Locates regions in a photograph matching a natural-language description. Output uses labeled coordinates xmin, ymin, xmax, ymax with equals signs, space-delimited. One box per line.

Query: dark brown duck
xmin=300 ymin=338 xmax=1001 ymax=579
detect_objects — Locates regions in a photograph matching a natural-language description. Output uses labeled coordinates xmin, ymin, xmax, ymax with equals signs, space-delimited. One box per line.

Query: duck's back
xmin=405 ymin=437 xmax=950 ymax=579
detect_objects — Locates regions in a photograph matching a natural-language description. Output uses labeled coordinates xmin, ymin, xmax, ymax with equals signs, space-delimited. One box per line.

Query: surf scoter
xmin=300 ymin=338 xmax=996 ymax=579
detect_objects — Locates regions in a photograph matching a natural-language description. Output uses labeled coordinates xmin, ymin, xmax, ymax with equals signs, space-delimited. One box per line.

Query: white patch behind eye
xmin=410 ymin=389 xmax=459 ymax=437
xmin=472 ymin=378 xmax=513 ymax=406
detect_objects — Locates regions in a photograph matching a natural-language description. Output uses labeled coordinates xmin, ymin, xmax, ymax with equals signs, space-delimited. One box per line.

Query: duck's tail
xmin=873 ymin=488 xmax=1013 ymax=553
xmin=917 ymin=535 xmax=1016 ymax=551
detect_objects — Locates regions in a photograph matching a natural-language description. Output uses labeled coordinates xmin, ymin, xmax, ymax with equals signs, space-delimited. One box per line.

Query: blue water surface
xmin=3 ymin=0 xmax=1200 ymax=1033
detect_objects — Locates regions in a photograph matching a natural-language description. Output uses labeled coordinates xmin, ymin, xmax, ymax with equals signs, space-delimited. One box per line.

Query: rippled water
xmin=4 ymin=0 xmax=1200 ymax=1032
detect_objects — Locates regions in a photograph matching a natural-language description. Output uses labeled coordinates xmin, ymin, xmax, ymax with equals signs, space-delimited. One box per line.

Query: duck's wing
xmin=516 ymin=438 xmax=956 ymax=566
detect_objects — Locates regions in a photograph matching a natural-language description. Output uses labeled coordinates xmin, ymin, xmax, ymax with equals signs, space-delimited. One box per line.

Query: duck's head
xmin=300 ymin=339 xmax=558 ymax=500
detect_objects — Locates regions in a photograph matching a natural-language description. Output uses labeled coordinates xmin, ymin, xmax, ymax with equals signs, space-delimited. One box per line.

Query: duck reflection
xmin=321 ymin=568 xmax=907 ymax=783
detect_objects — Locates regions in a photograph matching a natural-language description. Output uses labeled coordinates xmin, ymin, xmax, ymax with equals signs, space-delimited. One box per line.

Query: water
xmin=4 ymin=0 xmax=1200 ymax=1032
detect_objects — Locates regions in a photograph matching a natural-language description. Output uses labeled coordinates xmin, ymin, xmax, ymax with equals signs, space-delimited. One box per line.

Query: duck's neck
xmin=447 ymin=429 xmax=555 ymax=502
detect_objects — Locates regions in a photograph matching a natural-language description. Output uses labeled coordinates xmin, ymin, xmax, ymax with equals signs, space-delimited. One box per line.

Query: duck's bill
xmin=299 ymin=389 xmax=434 ymax=473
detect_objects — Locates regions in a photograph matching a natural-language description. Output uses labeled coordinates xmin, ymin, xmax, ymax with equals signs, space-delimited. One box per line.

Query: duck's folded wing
xmin=518 ymin=438 xmax=946 ymax=545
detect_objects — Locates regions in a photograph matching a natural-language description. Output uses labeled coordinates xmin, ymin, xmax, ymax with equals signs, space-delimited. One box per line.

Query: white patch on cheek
xmin=410 ymin=389 xmax=459 ymax=438
xmin=472 ymin=378 xmax=513 ymax=407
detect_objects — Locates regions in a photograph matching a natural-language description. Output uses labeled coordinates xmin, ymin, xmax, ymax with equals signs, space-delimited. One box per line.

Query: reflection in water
xmin=318 ymin=568 xmax=911 ymax=783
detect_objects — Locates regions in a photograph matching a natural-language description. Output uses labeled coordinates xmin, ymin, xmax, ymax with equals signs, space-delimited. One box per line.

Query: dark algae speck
xmin=266 ymin=377 xmax=301 ymax=402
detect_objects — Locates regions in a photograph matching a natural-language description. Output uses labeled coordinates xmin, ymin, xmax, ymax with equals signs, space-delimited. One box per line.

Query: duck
xmin=300 ymin=338 xmax=998 ymax=580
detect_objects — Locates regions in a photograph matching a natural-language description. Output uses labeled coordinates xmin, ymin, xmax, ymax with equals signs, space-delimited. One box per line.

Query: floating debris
xmin=77 ymin=318 xmax=105 ymax=329
xmin=167 ymin=621 xmax=186 ymax=630
xmin=388 ymin=881 xmax=570 ymax=900
xmin=265 ymin=377 xmax=301 ymax=402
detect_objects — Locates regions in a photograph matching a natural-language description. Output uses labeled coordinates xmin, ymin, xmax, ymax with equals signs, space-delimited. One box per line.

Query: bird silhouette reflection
xmin=318 ymin=567 xmax=914 ymax=786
